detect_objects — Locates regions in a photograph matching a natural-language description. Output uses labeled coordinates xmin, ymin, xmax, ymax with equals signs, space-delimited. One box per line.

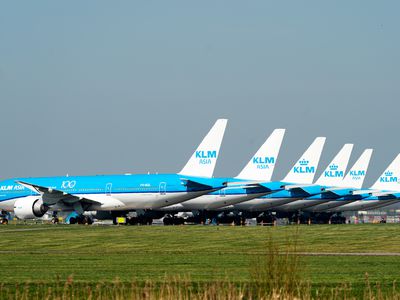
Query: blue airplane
xmin=161 ymin=129 xmax=286 ymax=211
xmin=301 ymin=149 xmax=373 ymax=212
xmin=325 ymin=153 xmax=400 ymax=212
xmin=0 ymin=119 xmax=229 ymax=223
xmin=272 ymin=148 xmax=372 ymax=212
xmin=219 ymin=137 xmax=328 ymax=214
xmin=155 ymin=129 xmax=287 ymax=224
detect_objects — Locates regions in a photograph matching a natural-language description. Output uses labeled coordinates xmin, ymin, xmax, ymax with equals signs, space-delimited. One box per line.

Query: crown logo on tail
xmin=299 ymin=159 xmax=309 ymax=166
xmin=385 ymin=171 xmax=393 ymax=177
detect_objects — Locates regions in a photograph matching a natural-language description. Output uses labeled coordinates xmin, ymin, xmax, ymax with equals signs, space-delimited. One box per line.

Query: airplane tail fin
xmin=235 ymin=129 xmax=285 ymax=181
xmin=179 ymin=119 xmax=228 ymax=178
xmin=282 ymin=137 xmax=326 ymax=184
xmin=339 ymin=149 xmax=373 ymax=189
xmin=315 ymin=144 xmax=353 ymax=186
xmin=371 ymin=153 xmax=400 ymax=191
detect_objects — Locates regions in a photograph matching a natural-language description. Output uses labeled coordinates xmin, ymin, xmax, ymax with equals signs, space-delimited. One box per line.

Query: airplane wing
xmin=16 ymin=180 xmax=101 ymax=213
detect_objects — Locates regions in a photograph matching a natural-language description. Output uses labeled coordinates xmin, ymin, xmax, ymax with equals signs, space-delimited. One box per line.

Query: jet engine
xmin=14 ymin=198 xmax=49 ymax=219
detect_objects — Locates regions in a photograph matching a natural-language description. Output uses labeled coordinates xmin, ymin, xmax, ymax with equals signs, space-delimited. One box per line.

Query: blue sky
xmin=0 ymin=1 xmax=399 ymax=187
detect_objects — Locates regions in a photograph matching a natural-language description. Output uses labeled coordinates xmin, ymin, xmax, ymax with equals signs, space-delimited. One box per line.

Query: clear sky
xmin=0 ymin=1 xmax=399 ymax=187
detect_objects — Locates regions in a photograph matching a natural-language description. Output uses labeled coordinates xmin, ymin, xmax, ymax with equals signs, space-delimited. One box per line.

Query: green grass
xmin=0 ymin=223 xmax=399 ymax=295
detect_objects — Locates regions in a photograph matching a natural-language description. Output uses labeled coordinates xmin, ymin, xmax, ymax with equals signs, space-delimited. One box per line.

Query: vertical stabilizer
xmin=235 ymin=129 xmax=286 ymax=181
xmin=370 ymin=153 xmax=400 ymax=191
xmin=315 ymin=144 xmax=353 ymax=186
xmin=179 ymin=119 xmax=228 ymax=177
xmin=282 ymin=137 xmax=326 ymax=184
xmin=339 ymin=149 xmax=373 ymax=189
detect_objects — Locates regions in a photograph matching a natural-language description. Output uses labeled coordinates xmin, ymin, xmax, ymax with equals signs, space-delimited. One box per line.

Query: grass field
xmin=0 ymin=224 xmax=399 ymax=298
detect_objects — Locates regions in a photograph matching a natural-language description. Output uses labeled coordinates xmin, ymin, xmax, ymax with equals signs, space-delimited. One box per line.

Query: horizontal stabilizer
xmin=288 ymin=186 xmax=324 ymax=197
xmin=321 ymin=187 xmax=355 ymax=197
xmin=255 ymin=181 xmax=284 ymax=191
xmin=320 ymin=190 xmax=346 ymax=198
xmin=284 ymin=184 xmax=316 ymax=191
xmin=370 ymin=192 xmax=400 ymax=198
xmin=350 ymin=189 xmax=380 ymax=196
xmin=180 ymin=178 xmax=225 ymax=190
xmin=226 ymin=181 xmax=283 ymax=192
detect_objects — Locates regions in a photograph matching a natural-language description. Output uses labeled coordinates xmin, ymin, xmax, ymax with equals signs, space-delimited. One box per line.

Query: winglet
xmin=179 ymin=119 xmax=228 ymax=177
xmin=282 ymin=137 xmax=326 ymax=184
xmin=315 ymin=144 xmax=353 ymax=186
xmin=338 ymin=149 xmax=373 ymax=189
xmin=371 ymin=153 xmax=400 ymax=191
xmin=235 ymin=129 xmax=285 ymax=181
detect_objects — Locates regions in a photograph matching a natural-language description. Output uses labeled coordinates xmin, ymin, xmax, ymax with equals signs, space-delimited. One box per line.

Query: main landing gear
xmin=69 ymin=215 xmax=93 ymax=225
xmin=163 ymin=215 xmax=185 ymax=225
xmin=1 ymin=211 xmax=9 ymax=225
xmin=66 ymin=212 xmax=93 ymax=225
xmin=51 ymin=212 xmax=59 ymax=224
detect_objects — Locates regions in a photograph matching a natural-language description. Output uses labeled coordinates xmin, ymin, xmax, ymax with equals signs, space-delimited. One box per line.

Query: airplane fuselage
xmin=0 ymin=174 xmax=226 ymax=213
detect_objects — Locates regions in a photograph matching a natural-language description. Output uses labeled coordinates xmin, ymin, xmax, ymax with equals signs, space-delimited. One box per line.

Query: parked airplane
xmin=303 ymin=149 xmax=373 ymax=212
xmin=328 ymin=154 xmax=400 ymax=212
xmin=157 ymin=129 xmax=286 ymax=224
xmin=273 ymin=146 xmax=370 ymax=212
xmin=219 ymin=137 xmax=326 ymax=214
xmin=0 ymin=119 xmax=228 ymax=223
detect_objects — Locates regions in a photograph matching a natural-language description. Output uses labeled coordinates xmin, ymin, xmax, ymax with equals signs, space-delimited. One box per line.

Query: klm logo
xmin=349 ymin=170 xmax=366 ymax=180
xmin=324 ymin=164 xmax=344 ymax=178
xmin=350 ymin=170 xmax=366 ymax=177
xmin=252 ymin=156 xmax=275 ymax=169
xmin=196 ymin=150 xmax=217 ymax=159
xmin=293 ymin=159 xmax=315 ymax=174
xmin=196 ymin=150 xmax=217 ymax=165
xmin=379 ymin=171 xmax=399 ymax=183
xmin=0 ymin=185 xmax=13 ymax=191
xmin=0 ymin=185 xmax=25 ymax=191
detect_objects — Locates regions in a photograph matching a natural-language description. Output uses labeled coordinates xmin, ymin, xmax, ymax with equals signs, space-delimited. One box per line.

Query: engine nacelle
xmin=14 ymin=198 xmax=49 ymax=219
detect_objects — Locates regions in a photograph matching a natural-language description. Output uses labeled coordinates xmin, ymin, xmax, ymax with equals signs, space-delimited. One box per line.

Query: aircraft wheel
xmin=81 ymin=216 xmax=92 ymax=225
xmin=1 ymin=218 xmax=8 ymax=225
xmin=69 ymin=217 xmax=77 ymax=225
xmin=128 ymin=217 xmax=138 ymax=225
xmin=51 ymin=217 xmax=59 ymax=224
xmin=138 ymin=218 xmax=148 ymax=225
